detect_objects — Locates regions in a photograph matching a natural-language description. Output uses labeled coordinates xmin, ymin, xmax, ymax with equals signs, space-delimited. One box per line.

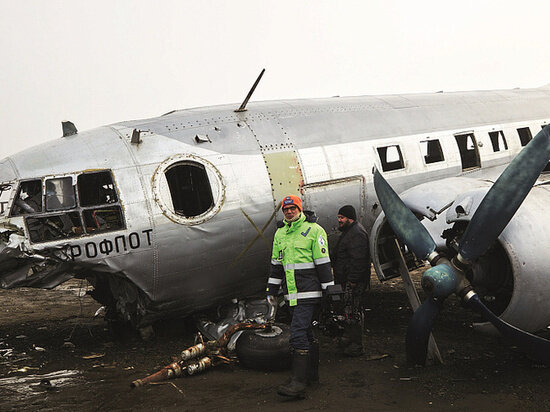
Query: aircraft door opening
xmin=454 ymin=132 xmax=481 ymax=171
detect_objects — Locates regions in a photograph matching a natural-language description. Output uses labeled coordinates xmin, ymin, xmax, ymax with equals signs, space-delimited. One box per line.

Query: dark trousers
xmin=289 ymin=303 xmax=319 ymax=350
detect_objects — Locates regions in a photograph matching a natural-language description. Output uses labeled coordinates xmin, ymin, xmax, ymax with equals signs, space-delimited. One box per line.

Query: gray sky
xmin=2 ymin=1 xmax=550 ymax=157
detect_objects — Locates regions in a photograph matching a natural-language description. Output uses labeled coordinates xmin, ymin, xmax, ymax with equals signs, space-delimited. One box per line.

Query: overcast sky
xmin=2 ymin=1 xmax=550 ymax=157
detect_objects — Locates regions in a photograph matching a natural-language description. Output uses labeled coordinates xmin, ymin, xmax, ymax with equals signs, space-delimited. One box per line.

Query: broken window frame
xmin=419 ymin=139 xmax=445 ymax=164
xmin=10 ymin=179 xmax=44 ymax=216
xmin=0 ymin=182 xmax=14 ymax=217
xmin=45 ymin=176 xmax=77 ymax=211
xmin=488 ymin=130 xmax=508 ymax=152
xmin=454 ymin=132 xmax=481 ymax=171
xmin=376 ymin=145 xmax=405 ymax=172
xmin=10 ymin=170 xmax=125 ymax=244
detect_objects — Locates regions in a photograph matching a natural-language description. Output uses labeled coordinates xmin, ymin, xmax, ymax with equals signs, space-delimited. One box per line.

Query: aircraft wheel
xmin=235 ymin=323 xmax=291 ymax=371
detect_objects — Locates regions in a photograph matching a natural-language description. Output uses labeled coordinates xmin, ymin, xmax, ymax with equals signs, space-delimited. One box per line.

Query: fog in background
xmin=2 ymin=1 xmax=550 ymax=157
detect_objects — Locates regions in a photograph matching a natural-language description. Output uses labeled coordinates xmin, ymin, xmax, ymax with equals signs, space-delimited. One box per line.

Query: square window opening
xmin=489 ymin=131 xmax=508 ymax=152
xmin=377 ymin=145 xmax=405 ymax=172
xmin=517 ymin=127 xmax=532 ymax=146
xmin=420 ymin=140 xmax=445 ymax=164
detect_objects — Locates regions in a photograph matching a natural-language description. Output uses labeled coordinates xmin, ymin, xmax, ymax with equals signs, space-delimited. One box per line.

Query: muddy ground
xmin=0 ymin=273 xmax=548 ymax=412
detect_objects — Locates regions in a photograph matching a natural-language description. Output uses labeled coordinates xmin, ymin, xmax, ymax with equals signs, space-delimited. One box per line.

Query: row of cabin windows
xmin=378 ymin=125 xmax=547 ymax=172
xmin=10 ymin=171 xmax=124 ymax=243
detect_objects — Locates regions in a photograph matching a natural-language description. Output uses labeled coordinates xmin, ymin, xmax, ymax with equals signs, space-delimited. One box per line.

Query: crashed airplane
xmin=1 ymin=82 xmax=550 ymax=362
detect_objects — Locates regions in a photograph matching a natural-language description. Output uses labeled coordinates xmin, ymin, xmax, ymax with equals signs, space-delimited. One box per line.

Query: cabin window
xmin=454 ymin=133 xmax=480 ymax=170
xmin=0 ymin=183 xmax=12 ymax=216
xmin=377 ymin=145 xmax=404 ymax=172
xmin=45 ymin=177 xmax=76 ymax=211
xmin=517 ymin=127 xmax=532 ymax=146
xmin=419 ymin=140 xmax=444 ymax=164
xmin=11 ymin=180 xmax=43 ymax=216
xmin=153 ymin=155 xmax=224 ymax=225
xmin=165 ymin=162 xmax=214 ymax=216
xmin=488 ymin=131 xmax=508 ymax=152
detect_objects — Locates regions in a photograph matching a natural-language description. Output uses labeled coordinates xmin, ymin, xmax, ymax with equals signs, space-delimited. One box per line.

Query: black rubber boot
xmin=277 ymin=349 xmax=309 ymax=399
xmin=307 ymin=341 xmax=319 ymax=386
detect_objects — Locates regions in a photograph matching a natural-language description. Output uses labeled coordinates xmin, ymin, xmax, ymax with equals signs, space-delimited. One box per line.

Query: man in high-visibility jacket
xmin=266 ymin=195 xmax=334 ymax=399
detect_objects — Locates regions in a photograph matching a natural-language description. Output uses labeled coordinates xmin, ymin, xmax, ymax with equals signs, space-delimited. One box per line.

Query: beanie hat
xmin=338 ymin=205 xmax=356 ymax=220
xmin=282 ymin=195 xmax=302 ymax=211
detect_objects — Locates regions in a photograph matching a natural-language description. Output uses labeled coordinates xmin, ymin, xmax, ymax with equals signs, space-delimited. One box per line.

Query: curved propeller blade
xmin=459 ymin=127 xmax=550 ymax=261
xmin=465 ymin=293 xmax=550 ymax=365
xmin=373 ymin=168 xmax=436 ymax=260
xmin=405 ymin=297 xmax=442 ymax=365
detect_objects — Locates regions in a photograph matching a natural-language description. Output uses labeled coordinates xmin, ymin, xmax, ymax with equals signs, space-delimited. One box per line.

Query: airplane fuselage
xmin=1 ymin=86 xmax=550 ymax=326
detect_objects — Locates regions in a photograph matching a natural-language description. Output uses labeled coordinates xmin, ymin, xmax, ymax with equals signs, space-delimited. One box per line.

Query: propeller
xmin=374 ymin=126 xmax=550 ymax=365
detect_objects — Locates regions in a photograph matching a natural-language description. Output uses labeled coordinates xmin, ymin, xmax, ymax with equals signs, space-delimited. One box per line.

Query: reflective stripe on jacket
xmin=266 ymin=213 xmax=333 ymax=306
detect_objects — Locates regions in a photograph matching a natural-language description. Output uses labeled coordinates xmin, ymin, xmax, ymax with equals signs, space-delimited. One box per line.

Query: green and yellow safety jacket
xmin=266 ymin=212 xmax=334 ymax=306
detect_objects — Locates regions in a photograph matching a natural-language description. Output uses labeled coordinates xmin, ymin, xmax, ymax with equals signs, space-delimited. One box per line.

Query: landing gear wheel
xmin=236 ymin=323 xmax=291 ymax=371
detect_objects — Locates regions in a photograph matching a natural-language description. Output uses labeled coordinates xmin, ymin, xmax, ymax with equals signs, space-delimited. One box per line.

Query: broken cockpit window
xmin=46 ymin=177 xmax=76 ymax=211
xmin=11 ymin=180 xmax=43 ymax=216
xmin=78 ymin=171 xmax=124 ymax=234
xmin=165 ymin=162 xmax=214 ymax=217
xmin=27 ymin=212 xmax=82 ymax=243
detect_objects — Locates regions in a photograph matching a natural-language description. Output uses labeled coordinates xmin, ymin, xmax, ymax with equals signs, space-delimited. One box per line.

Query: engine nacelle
xmin=371 ymin=177 xmax=550 ymax=333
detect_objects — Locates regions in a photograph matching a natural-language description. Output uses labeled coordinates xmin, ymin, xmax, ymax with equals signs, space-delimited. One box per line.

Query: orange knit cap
xmin=281 ymin=195 xmax=302 ymax=211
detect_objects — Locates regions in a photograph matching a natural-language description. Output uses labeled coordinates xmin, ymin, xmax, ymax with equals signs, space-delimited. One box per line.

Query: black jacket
xmin=331 ymin=221 xmax=371 ymax=284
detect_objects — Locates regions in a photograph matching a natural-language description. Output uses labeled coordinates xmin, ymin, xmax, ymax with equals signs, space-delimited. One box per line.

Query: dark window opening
xmin=26 ymin=212 xmax=82 ymax=243
xmin=377 ymin=145 xmax=405 ymax=172
xmin=517 ymin=127 xmax=532 ymax=146
xmin=11 ymin=180 xmax=43 ymax=216
xmin=165 ymin=163 xmax=214 ymax=216
xmin=46 ymin=177 xmax=76 ymax=211
xmin=488 ymin=131 xmax=508 ymax=152
xmin=83 ymin=206 xmax=124 ymax=234
xmin=420 ymin=140 xmax=444 ymax=164
xmin=78 ymin=171 xmax=118 ymax=207
xmin=455 ymin=133 xmax=480 ymax=170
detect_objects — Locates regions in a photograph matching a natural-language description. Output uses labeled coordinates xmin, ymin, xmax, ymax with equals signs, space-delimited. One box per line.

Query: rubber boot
xmin=277 ymin=349 xmax=309 ymax=399
xmin=307 ymin=341 xmax=319 ymax=386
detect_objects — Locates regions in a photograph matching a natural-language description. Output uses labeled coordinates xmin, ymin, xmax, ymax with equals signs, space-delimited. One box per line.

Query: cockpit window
xmin=46 ymin=177 xmax=76 ymax=211
xmin=165 ymin=162 xmax=214 ymax=217
xmin=78 ymin=171 xmax=118 ymax=206
xmin=12 ymin=180 xmax=43 ymax=216
xmin=11 ymin=170 xmax=125 ymax=243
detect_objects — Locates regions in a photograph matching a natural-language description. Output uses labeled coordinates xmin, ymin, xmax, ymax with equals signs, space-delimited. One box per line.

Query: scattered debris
xmin=62 ymin=341 xmax=75 ymax=348
xmin=131 ymin=322 xmax=267 ymax=388
xmin=0 ymin=370 xmax=80 ymax=399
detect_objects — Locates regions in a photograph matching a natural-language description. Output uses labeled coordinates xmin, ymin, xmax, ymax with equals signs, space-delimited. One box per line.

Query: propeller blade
xmin=465 ymin=293 xmax=550 ymax=365
xmin=405 ymin=297 xmax=442 ymax=365
xmin=373 ymin=168 xmax=437 ymax=260
xmin=459 ymin=127 xmax=550 ymax=261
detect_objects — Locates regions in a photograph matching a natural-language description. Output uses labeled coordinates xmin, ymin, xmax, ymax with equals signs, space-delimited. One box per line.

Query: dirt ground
xmin=0 ymin=273 xmax=548 ymax=412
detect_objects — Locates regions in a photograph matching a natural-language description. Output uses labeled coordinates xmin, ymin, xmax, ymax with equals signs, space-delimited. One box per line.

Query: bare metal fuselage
xmin=1 ymin=86 xmax=550 ymax=326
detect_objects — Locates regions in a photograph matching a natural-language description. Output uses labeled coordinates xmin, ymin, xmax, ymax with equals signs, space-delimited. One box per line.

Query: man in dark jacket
xmin=331 ymin=205 xmax=371 ymax=357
